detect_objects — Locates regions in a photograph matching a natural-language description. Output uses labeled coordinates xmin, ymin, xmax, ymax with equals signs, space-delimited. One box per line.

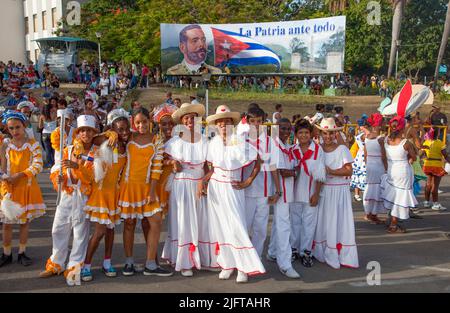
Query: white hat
xmin=57 ymin=108 xmax=73 ymax=119
xmin=76 ymin=115 xmax=98 ymax=133
xmin=17 ymin=101 xmax=34 ymax=111
xmin=171 ymin=103 xmax=205 ymax=124
xmin=315 ymin=117 xmax=343 ymax=131
xmin=107 ymin=108 xmax=130 ymax=126
xmin=205 ymin=105 xmax=240 ymax=125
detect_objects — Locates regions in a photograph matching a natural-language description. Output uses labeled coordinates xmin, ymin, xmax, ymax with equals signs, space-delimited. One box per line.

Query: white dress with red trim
xmin=206 ymin=135 xmax=266 ymax=275
xmin=380 ymin=138 xmax=417 ymax=220
xmin=313 ymin=145 xmax=359 ymax=269
xmin=363 ymin=136 xmax=387 ymax=215
xmin=161 ymin=135 xmax=213 ymax=271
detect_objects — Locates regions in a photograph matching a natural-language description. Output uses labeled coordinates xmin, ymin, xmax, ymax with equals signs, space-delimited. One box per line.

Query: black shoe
xmin=291 ymin=248 xmax=300 ymax=262
xmin=0 ymin=253 xmax=13 ymax=268
xmin=122 ymin=264 xmax=135 ymax=276
xmin=301 ymin=250 xmax=314 ymax=268
xmin=143 ymin=266 xmax=173 ymax=277
xmin=17 ymin=252 xmax=32 ymax=266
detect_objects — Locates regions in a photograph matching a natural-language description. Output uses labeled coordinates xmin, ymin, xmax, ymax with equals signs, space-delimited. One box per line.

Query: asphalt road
xmin=1 ymin=170 xmax=450 ymax=293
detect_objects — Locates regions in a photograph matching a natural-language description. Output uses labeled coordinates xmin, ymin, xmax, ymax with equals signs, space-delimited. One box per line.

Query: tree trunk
xmin=387 ymin=0 xmax=405 ymax=79
xmin=433 ymin=0 xmax=450 ymax=91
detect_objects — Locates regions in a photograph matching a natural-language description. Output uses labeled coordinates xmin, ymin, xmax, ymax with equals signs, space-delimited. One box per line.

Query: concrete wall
xmin=0 ymin=0 xmax=26 ymax=63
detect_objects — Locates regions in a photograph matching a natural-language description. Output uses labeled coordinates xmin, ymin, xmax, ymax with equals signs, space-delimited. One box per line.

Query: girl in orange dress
xmin=0 ymin=111 xmax=45 ymax=267
xmin=117 ymin=107 xmax=173 ymax=277
xmin=81 ymin=109 xmax=131 ymax=281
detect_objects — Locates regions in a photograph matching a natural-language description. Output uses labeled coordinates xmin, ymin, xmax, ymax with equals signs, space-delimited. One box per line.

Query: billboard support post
xmin=202 ymin=73 xmax=211 ymax=117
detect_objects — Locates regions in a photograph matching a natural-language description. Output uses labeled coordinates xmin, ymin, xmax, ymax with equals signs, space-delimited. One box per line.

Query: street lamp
xmin=95 ymin=31 xmax=102 ymax=69
xmin=395 ymin=39 xmax=401 ymax=79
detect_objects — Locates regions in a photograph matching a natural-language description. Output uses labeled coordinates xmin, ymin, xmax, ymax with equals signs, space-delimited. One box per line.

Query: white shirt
xmin=100 ymin=78 xmax=109 ymax=96
xmin=273 ymin=138 xmax=295 ymax=203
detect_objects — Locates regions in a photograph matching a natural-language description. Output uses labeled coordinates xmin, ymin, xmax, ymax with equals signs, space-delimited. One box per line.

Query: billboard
xmin=161 ymin=16 xmax=346 ymax=75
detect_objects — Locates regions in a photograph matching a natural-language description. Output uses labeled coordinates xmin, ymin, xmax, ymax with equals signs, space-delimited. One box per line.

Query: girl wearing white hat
xmin=312 ymin=118 xmax=359 ymax=269
xmin=40 ymin=115 xmax=99 ymax=285
xmin=203 ymin=105 xmax=265 ymax=283
xmin=161 ymin=103 xmax=214 ymax=277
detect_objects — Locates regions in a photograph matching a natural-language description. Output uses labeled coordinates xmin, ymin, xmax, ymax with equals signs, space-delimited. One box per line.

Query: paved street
xmin=1 ymin=170 xmax=450 ymax=293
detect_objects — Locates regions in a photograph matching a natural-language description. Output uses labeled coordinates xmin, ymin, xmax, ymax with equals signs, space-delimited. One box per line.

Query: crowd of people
xmin=0 ymin=82 xmax=447 ymax=287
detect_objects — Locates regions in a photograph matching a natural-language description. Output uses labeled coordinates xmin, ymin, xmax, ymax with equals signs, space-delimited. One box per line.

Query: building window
xmin=25 ymin=17 xmax=29 ymax=35
xmin=42 ymin=11 xmax=47 ymax=30
xmin=52 ymin=8 xmax=57 ymax=28
xmin=34 ymin=49 xmax=40 ymax=62
xmin=33 ymin=14 xmax=37 ymax=33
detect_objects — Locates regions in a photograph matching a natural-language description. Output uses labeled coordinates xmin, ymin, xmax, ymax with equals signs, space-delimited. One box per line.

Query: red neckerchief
xmin=293 ymin=142 xmax=319 ymax=194
xmin=274 ymin=138 xmax=294 ymax=162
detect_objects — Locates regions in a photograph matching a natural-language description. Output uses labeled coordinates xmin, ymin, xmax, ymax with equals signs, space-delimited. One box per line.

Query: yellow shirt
xmin=423 ymin=139 xmax=445 ymax=168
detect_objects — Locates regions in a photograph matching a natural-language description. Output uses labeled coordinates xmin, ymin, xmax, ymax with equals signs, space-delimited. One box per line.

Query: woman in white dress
xmin=363 ymin=113 xmax=387 ymax=224
xmin=162 ymin=103 xmax=213 ymax=277
xmin=204 ymin=105 xmax=265 ymax=283
xmin=380 ymin=116 xmax=417 ymax=233
xmin=313 ymin=118 xmax=359 ymax=269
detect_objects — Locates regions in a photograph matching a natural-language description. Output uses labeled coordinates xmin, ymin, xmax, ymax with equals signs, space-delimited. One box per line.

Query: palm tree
xmin=387 ymin=0 xmax=406 ymax=79
xmin=433 ymin=0 xmax=450 ymax=91
xmin=326 ymin=0 xmax=348 ymax=14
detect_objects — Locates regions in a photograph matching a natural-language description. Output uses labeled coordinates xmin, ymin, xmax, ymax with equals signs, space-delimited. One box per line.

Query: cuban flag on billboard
xmin=211 ymin=28 xmax=281 ymax=70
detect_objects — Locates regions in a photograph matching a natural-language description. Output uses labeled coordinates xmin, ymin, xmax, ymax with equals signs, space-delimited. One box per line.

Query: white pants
xmin=245 ymin=196 xmax=269 ymax=257
xmin=49 ymin=191 xmax=89 ymax=269
xmin=268 ymin=202 xmax=292 ymax=271
xmin=290 ymin=202 xmax=318 ymax=255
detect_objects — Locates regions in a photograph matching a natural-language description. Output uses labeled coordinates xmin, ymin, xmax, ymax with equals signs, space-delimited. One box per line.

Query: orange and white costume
xmin=0 ymin=138 xmax=46 ymax=224
xmin=85 ymin=151 xmax=126 ymax=227
xmin=117 ymin=135 xmax=164 ymax=219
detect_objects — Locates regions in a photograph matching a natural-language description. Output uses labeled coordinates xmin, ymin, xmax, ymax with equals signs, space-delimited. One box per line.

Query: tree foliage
xmin=60 ymin=0 xmax=450 ymax=77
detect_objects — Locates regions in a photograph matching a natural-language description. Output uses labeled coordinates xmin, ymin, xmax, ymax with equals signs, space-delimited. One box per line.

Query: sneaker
xmin=280 ymin=267 xmax=301 ymax=279
xmin=17 ymin=252 xmax=32 ymax=266
xmin=143 ymin=266 xmax=173 ymax=277
xmin=236 ymin=271 xmax=248 ymax=283
xmin=432 ymin=203 xmax=447 ymax=211
xmin=422 ymin=201 xmax=431 ymax=208
xmin=301 ymin=251 xmax=314 ymax=268
xmin=266 ymin=254 xmax=277 ymax=262
xmin=291 ymin=249 xmax=300 ymax=262
xmin=411 ymin=207 xmax=421 ymax=214
xmin=409 ymin=209 xmax=423 ymax=219
xmin=102 ymin=266 xmax=117 ymax=278
xmin=354 ymin=194 xmax=362 ymax=202
xmin=0 ymin=253 xmax=12 ymax=268
xmin=122 ymin=264 xmax=135 ymax=276
xmin=438 ymin=189 xmax=444 ymax=194
xmin=219 ymin=269 xmax=234 ymax=280
xmin=80 ymin=268 xmax=93 ymax=282
xmin=181 ymin=269 xmax=193 ymax=277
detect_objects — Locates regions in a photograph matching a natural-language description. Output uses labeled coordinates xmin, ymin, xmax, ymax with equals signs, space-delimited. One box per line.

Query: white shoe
xmin=236 ymin=271 xmax=248 ymax=283
xmin=422 ymin=201 xmax=431 ymax=208
xmin=266 ymin=254 xmax=276 ymax=262
xmin=354 ymin=195 xmax=362 ymax=202
xmin=438 ymin=189 xmax=444 ymax=194
xmin=181 ymin=269 xmax=193 ymax=277
xmin=432 ymin=203 xmax=447 ymax=211
xmin=219 ymin=269 xmax=234 ymax=280
xmin=280 ymin=267 xmax=301 ymax=279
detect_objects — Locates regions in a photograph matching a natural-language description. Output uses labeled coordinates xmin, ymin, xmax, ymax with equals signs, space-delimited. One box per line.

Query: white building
xmin=0 ymin=0 xmax=26 ymax=63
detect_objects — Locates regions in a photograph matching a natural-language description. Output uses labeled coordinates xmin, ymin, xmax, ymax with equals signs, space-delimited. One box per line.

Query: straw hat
xmin=171 ymin=103 xmax=205 ymax=124
xmin=75 ymin=115 xmax=99 ymax=133
xmin=315 ymin=117 xmax=343 ymax=131
xmin=205 ymin=105 xmax=241 ymax=125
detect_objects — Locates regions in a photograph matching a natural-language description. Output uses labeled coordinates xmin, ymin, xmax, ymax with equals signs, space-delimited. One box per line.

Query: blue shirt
xmin=6 ymin=96 xmax=27 ymax=108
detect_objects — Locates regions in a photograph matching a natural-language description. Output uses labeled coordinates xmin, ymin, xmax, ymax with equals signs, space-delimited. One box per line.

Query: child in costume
xmin=117 ymin=107 xmax=172 ymax=277
xmin=313 ymin=118 xmax=359 ymax=269
xmin=81 ymin=109 xmax=131 ymax=281
xmin=0 ymin=111 xmax=45 ymax=267
xmin=351 ymin=116 xmax=369 ymax=202
xmin=39 ymin=115 xmax=98 ymax=286
xmin=421 ymin=127 xmax=450 ymax=211
xmin=162 ymin=103 xmax=214 ymax=277
xmin=204 ymin=105 xmax=265 ymax=283
xmin=50 ymin=108 xmax=76 ymax=175
xmin=290 ymin=119 xmax=325 ymax=268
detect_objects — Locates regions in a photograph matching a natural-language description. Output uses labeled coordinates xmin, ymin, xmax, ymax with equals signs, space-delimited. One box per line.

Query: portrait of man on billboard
xmin=167 ymin=24 xmax=222 ymax=75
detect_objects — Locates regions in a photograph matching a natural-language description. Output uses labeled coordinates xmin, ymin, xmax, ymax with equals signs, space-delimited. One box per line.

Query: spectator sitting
xmin=6 ymin=89 xmax=27 ymax=110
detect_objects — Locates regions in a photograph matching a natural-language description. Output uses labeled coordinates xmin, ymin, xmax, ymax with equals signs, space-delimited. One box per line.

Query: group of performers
xmin=0 ymin=100 xmax=448 ymax=286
